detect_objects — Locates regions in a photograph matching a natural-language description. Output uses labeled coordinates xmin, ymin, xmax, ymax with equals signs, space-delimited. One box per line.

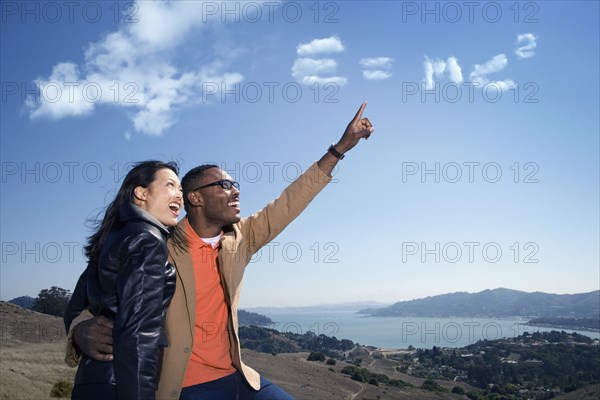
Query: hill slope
xmin=0 ymin=301 xmax=65 ymax=346
xmin=0 ymin=302 xmax=471 ymax=399
xmin=358 ymin=288 xmax=600 ymax=318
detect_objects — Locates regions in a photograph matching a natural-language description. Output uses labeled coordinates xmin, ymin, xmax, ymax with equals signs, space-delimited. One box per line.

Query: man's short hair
xmin=181 ymin=164 xmax=218 ymax=211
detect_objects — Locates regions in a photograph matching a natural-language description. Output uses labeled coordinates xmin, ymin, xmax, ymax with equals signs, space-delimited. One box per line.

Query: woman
xmin=68 ymin=160 xmax=183 ymax=400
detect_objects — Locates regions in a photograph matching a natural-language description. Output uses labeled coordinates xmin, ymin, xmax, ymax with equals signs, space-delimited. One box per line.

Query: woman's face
xmin=136 ymin=168 xmax=183 ymax=227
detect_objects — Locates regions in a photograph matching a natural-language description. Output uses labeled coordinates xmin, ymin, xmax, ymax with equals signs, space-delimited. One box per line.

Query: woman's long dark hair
xmin=84 ymin=160 xmax=179 ymax=268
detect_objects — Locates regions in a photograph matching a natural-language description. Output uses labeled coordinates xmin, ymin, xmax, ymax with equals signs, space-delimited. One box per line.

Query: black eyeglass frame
xmin=191 ymin=179 xmax=240 ymax=192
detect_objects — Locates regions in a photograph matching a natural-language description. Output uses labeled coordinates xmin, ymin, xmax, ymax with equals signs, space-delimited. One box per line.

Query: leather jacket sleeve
xmin=63 ymin=267 xmax=91 ymax=366
xmin=113 ymin=230 xmax=169 ymax=400
xmin=64 ymin=267 xmax=90 ymax=335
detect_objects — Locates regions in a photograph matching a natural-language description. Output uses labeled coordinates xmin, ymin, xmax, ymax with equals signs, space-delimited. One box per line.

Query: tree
xmin=421 ymin=379 xmax=448 ymax=392
xmin=307 ymin=352 xmax=326 ymax=362
xmin=32 ymin=286 xmax=71 ymax=317
xmin=452 ymin=386 xmax=465 ymax=395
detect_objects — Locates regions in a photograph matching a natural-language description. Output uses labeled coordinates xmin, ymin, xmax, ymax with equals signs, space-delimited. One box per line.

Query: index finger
xmin=352 ymin=101 xmax=368 ymax=123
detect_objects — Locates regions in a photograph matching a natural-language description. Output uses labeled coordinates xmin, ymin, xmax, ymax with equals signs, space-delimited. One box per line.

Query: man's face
xmin=195 ymin=168 xmax=241 ymax=228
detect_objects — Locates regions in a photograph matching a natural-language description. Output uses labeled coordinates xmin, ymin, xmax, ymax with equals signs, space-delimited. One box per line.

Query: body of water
xmin=258 ymin=310 xmax=600 ymax=349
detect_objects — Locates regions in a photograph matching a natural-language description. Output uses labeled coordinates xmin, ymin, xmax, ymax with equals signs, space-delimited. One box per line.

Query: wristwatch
xmin=328 ymin=144 xmax=345 ymax=160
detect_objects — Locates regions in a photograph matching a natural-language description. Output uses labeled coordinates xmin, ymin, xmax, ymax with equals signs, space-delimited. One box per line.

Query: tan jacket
xmin=67 ymin=163 xmax=331 ymax=399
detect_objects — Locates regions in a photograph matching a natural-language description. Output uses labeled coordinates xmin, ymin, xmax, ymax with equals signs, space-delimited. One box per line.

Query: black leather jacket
xmin=65 ymin=203 xmax=176 ymax=400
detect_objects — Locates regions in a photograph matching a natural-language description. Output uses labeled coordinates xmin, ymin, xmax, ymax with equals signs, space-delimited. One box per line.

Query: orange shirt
xmin=182 ymin=221 xmax=236 ymax=387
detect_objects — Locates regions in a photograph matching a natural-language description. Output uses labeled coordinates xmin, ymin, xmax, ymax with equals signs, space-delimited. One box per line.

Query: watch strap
xmin=328 ymin=144 xmax=345 ymax=160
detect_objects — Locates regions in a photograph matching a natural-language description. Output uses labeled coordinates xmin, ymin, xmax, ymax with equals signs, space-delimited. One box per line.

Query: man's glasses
xmin=191 ymin=179 xmax=240 ymax=192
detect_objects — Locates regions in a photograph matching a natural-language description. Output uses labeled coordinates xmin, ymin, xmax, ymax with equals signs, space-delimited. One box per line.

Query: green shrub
xmin=351 ymin=372 xmax=365 ymax=382
xmin=421 ymin=379 xmax=448 ymax=392
xmin=326 ymin=358 xmax=336 ymax=365
xmin=307 ymin=351 xmax=326 ymax=362
xmin=466 ymin=391 xmax=481 ymax=400
xmin=50 ymin=380 xmax=73 ymax=398
xmin=452 ymin=386 xmax=465 ymax=395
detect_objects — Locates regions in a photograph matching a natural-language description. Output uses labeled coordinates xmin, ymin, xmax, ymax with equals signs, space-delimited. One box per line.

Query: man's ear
xmin=187 ymin=190 xmax=203 ymax=207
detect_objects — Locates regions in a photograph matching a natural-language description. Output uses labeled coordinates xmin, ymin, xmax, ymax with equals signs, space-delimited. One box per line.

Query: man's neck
xmin=187 ymin=215 xmax=223 ymax=238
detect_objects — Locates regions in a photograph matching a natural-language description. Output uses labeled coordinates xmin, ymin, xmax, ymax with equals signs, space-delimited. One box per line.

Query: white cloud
xmin=430 ymin=59 xmax=447 ymax=75
xmin=424 ymin=57 xmax=446 ymax=90
xmin=27 ymin=0 xmax=245 ymax=136
xmin=291 ymin=37 xmax=347 ymax=86
xmin=359 ymin=57 xmax=394 ymax=81
xmin=423 ymin=56 xmax=464 ymax=89
xmin=128 ymin=1 xmax=209 ymax=50
xmin=359 ymin=57 xmax=394 ymax=69
xmin=471 ymin=54 xmax=508 ymax=77
xmin=469 ymin=54 xmax=514 ymax=90
xmin=362 ymin=70 xmax=392 ymax=81
xmin=446 ymin=57 xmax=463 ymax=84
xmin=301 ymin=76 xmax=348 ymax=86
xmin=515 ymin=33 xmax=538 ymax=59
xmin=296 ymin=36 xmax=345 ymax=56
xmin=28 ymin=63 xmax=94 ymax=120
xmin=291 ymin=58 xmax=338 ymax=78
xmin=485 ymin=80 xmax=516 ymax=91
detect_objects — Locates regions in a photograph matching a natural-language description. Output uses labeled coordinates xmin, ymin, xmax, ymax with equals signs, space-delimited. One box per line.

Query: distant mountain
xmin=8 ymin=296 xmax=36 ymax=309
xmin=238 ymin=309 xmax=273 ymax=326
xmin=248 ymin=301 xmax=390 ymax=314
xmin=358 ymin=288 xmax=600 ymax=318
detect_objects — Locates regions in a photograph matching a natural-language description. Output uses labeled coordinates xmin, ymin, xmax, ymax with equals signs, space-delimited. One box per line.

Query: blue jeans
xmin=179 ymin=371 xmax=294 ymax=400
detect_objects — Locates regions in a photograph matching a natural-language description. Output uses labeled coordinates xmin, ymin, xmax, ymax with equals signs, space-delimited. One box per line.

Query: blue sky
xmin=1 ymin=1 xmax=598 ymax=307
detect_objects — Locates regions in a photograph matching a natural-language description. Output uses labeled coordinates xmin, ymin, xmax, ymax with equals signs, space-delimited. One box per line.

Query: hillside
xmin=238 ymin=309 xmax=273 ymax=326
xmin=0 ymin=301 xmax=74 ymax=400
xmin=0 ymin=301 xmax=468 ymax=399
xmin=359 ymin=288 xmax=600 ymax=318
xmin=0 ymin=301 xmax=65 ymax=346
xmin=2 ymin=301 xmax=598 ymax=400
xmin=554 ymin=384 xmax=600 ymax=400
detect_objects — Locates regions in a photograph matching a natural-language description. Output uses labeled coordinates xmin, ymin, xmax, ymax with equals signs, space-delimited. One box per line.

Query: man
xmin=65 ymin=102 xmax=374 ymax=399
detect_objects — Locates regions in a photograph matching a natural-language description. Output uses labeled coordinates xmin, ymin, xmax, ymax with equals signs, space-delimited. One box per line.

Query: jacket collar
xmin=119 ymin=203 xmax=170 ymax=237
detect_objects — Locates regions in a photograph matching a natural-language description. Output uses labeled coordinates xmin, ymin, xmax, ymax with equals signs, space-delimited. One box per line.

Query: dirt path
xmin=348 ymin=382 xmax=364 ymax=400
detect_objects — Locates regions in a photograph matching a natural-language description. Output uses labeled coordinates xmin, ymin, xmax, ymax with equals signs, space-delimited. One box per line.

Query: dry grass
xmin=243 ymin=350 xmax=469 ymax=400
xmin=0 ymin=342 xmax=75 ymax=400
xmin=0 ymin=301 xmax=75 ymax=400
